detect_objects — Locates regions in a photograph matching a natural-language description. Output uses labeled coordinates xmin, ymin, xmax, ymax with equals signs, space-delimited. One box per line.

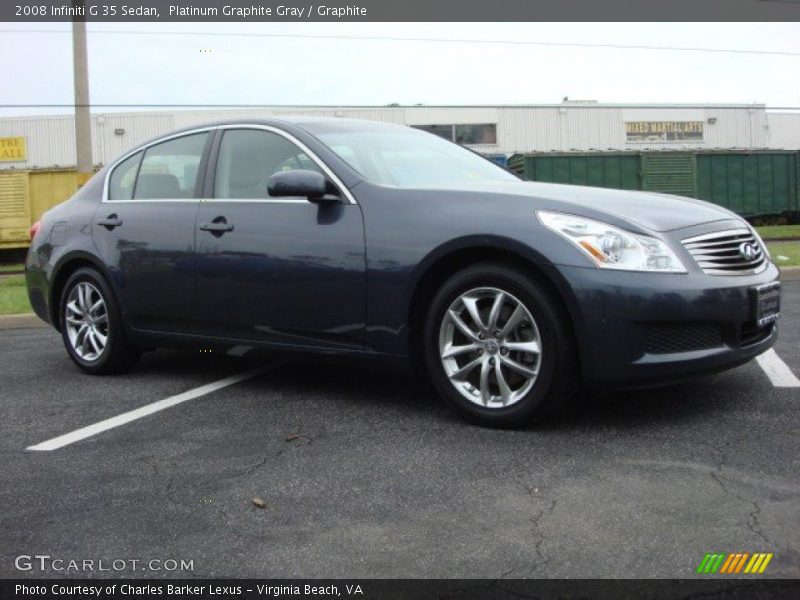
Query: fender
xmin=411 ymin=234 xmax=553 ymax=289
xmin=405 ymin=234 xmax=590 ymax=364
xmin=49 ymin=249 xmax=129 ymax=331
xmin=410 ymin=234 xmax=582 ymax=320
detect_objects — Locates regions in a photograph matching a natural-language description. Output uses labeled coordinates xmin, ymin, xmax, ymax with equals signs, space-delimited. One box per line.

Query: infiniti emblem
xmin=738 ymin=242 xmax=758 ymax=261
xmin=485 ymin=340 xmax=499 ymax=355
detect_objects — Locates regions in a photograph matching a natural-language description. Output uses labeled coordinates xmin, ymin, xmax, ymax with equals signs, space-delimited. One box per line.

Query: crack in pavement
xmin=625 ymin=443 xmax=777 ymax=550
xmin=713 ymin=446 xmax=774 ymax=547
xmin=527 ymin=498 xmax=557 ymax=576
xmin=710 ymin=471 xmax=772 ymax=545
xmin=163 ymin=434 xmax=316 ymax=507
xmin=158 ymin=437 xmax=317 ymax=546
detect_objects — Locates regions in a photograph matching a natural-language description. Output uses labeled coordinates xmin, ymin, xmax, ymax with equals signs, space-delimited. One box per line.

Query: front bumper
xmin=558 ymin=261 xmax=780 ymax=388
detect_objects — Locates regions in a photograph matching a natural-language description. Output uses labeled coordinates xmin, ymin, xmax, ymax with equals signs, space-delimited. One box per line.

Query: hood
xmin=430 ymin=180 xmax=741 ymax=233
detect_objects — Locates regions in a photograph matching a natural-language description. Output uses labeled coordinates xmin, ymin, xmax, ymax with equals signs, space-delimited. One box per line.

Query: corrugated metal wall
xmin=766 ymin=112 xmax=800 ymax=150
xmin=0 ymin=113 xmax=174 ymax=170
xmin=510 ymin=150 xmax=799 ymax=217
xmin=0 ymin=116 xmax=76 ymax=170
xmin=696 ymin=152 xmax=799 ymax=216
xmin=94 ymin=112 xmax=175 ymax=163
xmin=0 ymin=169 xmax=83 ymax=249
xmin=0 ymin=172 xmax=30 ymax=248
xmin=641 ymin=154 xmax=697 ymax=197
xmin=27 ymin=170 xmax=80 ymax=227
xmin=508 ymin=153 xmax=640 ymax=190
xmin=0 ymin=105 xmax=791 ymax=171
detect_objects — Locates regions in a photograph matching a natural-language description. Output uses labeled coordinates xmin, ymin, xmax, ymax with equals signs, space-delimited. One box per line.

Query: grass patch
xmin=768 ymin=241 xmax=800 ymax=268
xmin=0 ymin=275 xmax=32 ymax=315
xmin=755 ymin=225 xmax=800 ymax=240
xmin=0 ymin=263 xmax=23 ymax=274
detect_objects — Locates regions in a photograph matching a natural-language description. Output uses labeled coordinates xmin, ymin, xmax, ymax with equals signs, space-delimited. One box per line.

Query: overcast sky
xmin=1 ymin=22 xmax=799 ymax=117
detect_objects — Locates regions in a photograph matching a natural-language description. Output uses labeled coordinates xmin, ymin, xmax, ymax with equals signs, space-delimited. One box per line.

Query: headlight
xmin=537 ymin=211 xmax=687 ymax=273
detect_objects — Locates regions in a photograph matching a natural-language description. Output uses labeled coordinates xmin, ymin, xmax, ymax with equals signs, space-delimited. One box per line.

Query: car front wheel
xmin=60 ymin=267 xmax=140 ymax=375
xmin=423 ymin=262 xmax=577 ymax=427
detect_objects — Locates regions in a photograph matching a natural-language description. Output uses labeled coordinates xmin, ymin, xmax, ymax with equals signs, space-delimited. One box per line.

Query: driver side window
xmin=214 ymin=129 xmax=323 ymax=199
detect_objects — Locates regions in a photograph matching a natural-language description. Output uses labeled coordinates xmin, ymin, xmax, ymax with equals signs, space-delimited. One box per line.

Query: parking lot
xmin=1 ymin=281 xmax=798 ymax=579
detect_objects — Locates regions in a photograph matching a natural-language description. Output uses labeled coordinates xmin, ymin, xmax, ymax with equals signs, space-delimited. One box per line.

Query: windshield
xmin=309 ymin=124 xmax=518 ymax=187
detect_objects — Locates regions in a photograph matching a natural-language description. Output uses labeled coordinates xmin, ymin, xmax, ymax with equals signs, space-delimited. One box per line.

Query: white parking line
xmin=26 ymin=365 xmax=272 ymax=451
xmin=756 ymin=349 xmax=800 ymax=388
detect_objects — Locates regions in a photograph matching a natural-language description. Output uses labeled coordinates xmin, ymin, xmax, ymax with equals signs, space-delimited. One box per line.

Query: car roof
xmin=166 ymin=116 xmax=403 ymax=136
xmin=106 ymin=116 xmax=406 ymax=175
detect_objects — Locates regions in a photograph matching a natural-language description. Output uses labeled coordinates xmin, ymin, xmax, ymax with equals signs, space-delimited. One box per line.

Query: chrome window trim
xmin=102 ymin=124 xmax=357 ymax=205
xmin=100 ymin=199 xmax=199 ymax=204
xmin=212 ymin=124 xmax=357 ymax=205
xmin=201 ymin=198 xmax=309 ymax=204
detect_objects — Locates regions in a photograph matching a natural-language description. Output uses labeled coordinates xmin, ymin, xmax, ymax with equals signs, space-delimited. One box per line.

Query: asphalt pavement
xmin=1 ymin=282 xmax=798 ymax=579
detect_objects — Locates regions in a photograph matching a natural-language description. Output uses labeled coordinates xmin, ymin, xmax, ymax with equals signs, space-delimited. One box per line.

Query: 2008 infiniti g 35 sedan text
xmin=26 ymin=118 xmax=781 ymax=427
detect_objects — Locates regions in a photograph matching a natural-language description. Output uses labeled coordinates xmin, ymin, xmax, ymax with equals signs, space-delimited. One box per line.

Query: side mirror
xmin=267 ymin=170 xmax=340 ymax=203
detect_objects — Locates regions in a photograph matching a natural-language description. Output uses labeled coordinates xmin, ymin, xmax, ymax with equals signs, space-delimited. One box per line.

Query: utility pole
xmin=72 ymin=14 xmax=93 ymax=186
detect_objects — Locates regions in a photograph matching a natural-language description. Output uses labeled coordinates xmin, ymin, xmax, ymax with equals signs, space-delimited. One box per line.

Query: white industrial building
xmin=1 ymin=103 xmax=799 ymax=171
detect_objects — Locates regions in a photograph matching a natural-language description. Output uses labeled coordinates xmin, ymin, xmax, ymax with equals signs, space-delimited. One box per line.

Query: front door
xmin=92 ymin=131 xmax=210 ymax=333
xmin=194 ymin=127 xmax=366 ymax=349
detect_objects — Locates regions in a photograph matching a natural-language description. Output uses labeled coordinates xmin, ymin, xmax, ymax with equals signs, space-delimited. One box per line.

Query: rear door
xmin=194 ymin=126 xmax=366 ymax=349
xmin=92 ymin=130 xmax=211 ymax=333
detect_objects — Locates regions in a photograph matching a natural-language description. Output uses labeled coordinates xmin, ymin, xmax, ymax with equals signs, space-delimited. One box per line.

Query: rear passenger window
xmin=133 ymin=133 xmax=208 ymax=200
xmin=108 ymin=151 xmax=142 ymax=200
xmin=214 ymin=129 xmax=323 ymax=199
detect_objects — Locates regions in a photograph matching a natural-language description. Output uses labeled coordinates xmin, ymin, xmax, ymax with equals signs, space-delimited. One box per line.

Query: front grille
xmin=681 ymin=228 xmax=767 ymax=276
xmin=642 ymin=322 xmax=723 ymax=354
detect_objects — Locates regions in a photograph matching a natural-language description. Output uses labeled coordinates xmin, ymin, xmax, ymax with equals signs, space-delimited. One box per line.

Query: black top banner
xmin=3 ymin=0 xmax=800 ymax=22
xmin=3 ymin=579 xmax=800 ymax=600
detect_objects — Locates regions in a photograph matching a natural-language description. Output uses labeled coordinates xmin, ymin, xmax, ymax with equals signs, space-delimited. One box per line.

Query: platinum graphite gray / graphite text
xmin=41 ymin=5 xmax=369 ymax=18
xmin=170 ymin=5 xmax=368 ymax=18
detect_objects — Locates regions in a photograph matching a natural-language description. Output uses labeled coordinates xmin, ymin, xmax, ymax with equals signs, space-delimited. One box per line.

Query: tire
xmin=59 ymin=267 xmax=140 ymax=375
xmin=422 ymin=262 xmax=577 ymax=428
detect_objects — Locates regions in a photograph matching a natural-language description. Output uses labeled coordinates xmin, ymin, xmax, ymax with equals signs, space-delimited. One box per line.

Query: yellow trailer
xmin=0 ymin=169 xmax=81 ymax=250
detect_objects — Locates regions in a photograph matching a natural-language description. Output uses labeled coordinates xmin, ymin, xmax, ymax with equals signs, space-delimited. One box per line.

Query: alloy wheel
xmin=65 ymin=281 xmax=109 ymax=362
xmin=438 ymin=287 xmax=542 ymax=408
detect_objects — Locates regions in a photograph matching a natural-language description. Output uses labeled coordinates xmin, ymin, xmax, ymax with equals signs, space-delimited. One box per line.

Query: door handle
xmin=199 ymin=217 xmax=234 ymax=236
xmin=97 ymin=214 xmax=123 ymax=230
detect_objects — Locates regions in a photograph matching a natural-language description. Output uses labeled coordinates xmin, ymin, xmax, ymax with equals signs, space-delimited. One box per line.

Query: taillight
xmin=29 ymin=221 xmax=42 ymax=240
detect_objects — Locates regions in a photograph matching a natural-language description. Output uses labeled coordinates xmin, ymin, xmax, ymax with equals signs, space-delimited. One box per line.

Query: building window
xmin=414 ymin=124 xmax=497 ymax=145
xmin=417 ymin=125 xmax=453 ymax=141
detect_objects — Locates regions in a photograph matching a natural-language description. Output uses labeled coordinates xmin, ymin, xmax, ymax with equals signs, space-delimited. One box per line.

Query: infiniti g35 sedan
xmin=26 ymin=118 xmax=781 ymax=427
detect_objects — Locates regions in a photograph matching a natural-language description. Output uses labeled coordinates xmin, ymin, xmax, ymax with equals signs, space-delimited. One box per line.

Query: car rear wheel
xmin=423 ymin=262 xmax=577 ymax=427
xmin=60 ymin=267 xmax=140 ymax=375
